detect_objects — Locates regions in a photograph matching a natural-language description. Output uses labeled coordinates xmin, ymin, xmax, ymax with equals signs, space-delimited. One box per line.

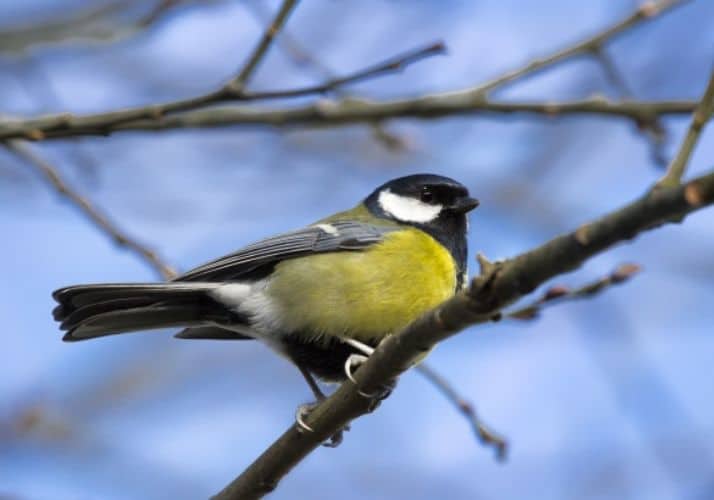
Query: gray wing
xmin=175 ymin=221 xmax=394 ymax=282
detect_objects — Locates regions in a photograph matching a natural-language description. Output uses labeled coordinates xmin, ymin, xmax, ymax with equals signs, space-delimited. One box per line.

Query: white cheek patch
xmin=378 ymin=189 xmax=442 ymax=223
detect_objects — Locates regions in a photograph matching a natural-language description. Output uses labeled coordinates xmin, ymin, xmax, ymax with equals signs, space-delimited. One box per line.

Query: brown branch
xmin=212 ymin=171 xmax=714 ymax=499
xmin=415 ymin=364 xmax=507 ymax=461
xmin=0 ymin=98 xmax=697 ymax=141
xmin=507 ymin=263 xmax=641 ymax=321
xmin=4 ymin=140 xmax=177 ymax=280
xmin=658 ymin=66 xmax=714 ymax=187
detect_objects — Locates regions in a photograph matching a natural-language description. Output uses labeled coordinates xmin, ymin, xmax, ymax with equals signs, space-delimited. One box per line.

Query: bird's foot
xmin=344 ymin=353 xmax=395 ymax=404
xmin=295 ymin=402 xmax=350 ymax=448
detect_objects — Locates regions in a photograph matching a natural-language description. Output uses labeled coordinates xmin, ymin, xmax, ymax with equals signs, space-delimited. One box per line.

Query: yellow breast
xmin=266 ymin=228 xmax=457 ymax=344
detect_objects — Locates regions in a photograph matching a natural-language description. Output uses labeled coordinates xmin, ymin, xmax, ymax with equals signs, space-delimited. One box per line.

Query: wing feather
xmin=175 ymin=221 xmax=393 ymax=282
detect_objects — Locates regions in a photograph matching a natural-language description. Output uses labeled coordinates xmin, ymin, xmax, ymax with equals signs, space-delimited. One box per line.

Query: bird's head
xmin=365 ymin=174 xmax=479 ymax=226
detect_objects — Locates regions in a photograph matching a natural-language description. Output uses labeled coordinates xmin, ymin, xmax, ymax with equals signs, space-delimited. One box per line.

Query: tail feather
xmin=53 ymin=283 xmax=248 ymax=342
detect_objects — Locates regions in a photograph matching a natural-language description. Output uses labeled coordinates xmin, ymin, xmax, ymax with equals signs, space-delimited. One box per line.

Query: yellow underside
xmin=266 ymin=227 xmax=457 ymax=345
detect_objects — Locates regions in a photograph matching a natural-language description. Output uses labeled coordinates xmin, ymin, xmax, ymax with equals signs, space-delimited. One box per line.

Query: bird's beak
xmin=450 ymin=196 xmax=480 ymax=214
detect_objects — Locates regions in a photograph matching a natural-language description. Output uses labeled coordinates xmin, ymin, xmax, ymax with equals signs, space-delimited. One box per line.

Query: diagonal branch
xmin=457 ymin=0 xmax=690 ymax=97
xmin=212 ymin=171 xmax=714 ymax=499
xmin=657 ymin=66 xmax=714 ymax=187
xmin=227 ymin=0 xmax=299 ymax=91
xmin=415 ymin=364 xmax=507 ymax=461
xmin=506 ymin=263 xmax=641 ymax=321
xmin=5 ymin=140 xmax=177 ymax=280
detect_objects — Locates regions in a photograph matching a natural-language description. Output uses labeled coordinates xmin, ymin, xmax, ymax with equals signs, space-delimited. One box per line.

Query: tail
xmin=53 ymin=283 xmax=245 ymax=342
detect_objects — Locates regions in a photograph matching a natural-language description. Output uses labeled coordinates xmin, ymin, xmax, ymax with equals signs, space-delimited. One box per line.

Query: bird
xmin=52 ymin=173 xmax=478 ymax=432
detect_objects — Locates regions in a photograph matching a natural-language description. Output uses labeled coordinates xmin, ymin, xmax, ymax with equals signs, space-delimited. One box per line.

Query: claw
xmin=295 ymin=403 xmax=316 ymax=433
xmin=344 ymin=353 xmax=392 ymax=399
xmin=295 ymin=402 xmax=351 ymax=447
xmin=344 ymin=353 xmax=369 ymax=384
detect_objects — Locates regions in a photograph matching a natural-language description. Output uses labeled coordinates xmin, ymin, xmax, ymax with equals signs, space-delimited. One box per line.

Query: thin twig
xmin=657 ymin=66 xmax=714 ymax=187
xmin=228 ymin=0 xmax=299 ymax=91
xmin=467 ymin=0 xmax=691 ymax=97
xmin=212 ymin=170 xmax=714 ymax=500
xmin=506 ymin=263 xmax=641 ymax=320
xmin=240 ymin=41 xmax=446 ymax=100
xmin=591 ymin=47 xmax=668 ymax=166
xmin=415 ymin=364 xmax=507 ymax=461
xmin=4 ymin=140 xmax=177 ymax=280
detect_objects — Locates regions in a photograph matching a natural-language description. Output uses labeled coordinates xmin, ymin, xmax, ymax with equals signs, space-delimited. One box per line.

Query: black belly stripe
xmin=280 ymin=335 xmax=379 ymax=382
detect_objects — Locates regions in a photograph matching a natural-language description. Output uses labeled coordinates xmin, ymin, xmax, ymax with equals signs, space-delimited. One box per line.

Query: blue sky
xmin=2 ymin=1 xmax=714 ymax=499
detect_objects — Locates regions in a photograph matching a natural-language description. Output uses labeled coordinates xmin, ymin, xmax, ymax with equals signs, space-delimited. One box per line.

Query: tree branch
xmin=658 ymin=66 xmax=714 ymax=187
xmin=0 ymin=0 xmax=690 ymax=141
xmin=465 ymin=0 xmax=691 ymax=97
xmin=228 ymin=0 xmax=298 ymax=91
xmin=212 ymin=171 xmax=714 ymax=499
xmin=0 ymin=97 xmax=697 ymax=141
xmin=506 ymin=263 xmax=641 ymax=321
xmin=415 ymin=364 xmax=508 ymax=461
xmin=4 ymin=140 xmax=177 ymax=280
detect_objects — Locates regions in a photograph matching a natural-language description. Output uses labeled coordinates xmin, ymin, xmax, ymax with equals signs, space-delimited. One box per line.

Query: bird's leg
xmin=342 ymin=338 xmax=395 ymax=403
xmin=294 ymin=363 xmax=348 ymax=448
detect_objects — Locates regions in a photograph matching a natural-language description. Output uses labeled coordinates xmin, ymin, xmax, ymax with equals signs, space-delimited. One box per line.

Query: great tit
xmin=53 ymin=174 xmax=478 ymax=399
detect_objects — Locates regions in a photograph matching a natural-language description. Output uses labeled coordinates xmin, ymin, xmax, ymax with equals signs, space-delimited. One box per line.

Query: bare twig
xmin=415 ymin=364 xmax=507 ymax=461
xmin=657 ymin=66 xmax=714 ymax=187
xmin=592 ymin=47 xmax=668 ymax=165
xmin=212 ymin=171 xmax=714 ymax=500
xmin=507 ymin=263 xmax=641 ymax=320
xmin=465 ymin=0 xmax=691 ymax=97
xmin=228 ymin=0 xmax=299 ymax=91
xmin=4 ymin=140 xmax=177 ymax=280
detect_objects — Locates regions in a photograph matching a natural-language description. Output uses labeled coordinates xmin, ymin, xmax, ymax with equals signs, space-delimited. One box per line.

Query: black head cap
xmin=364 ymin=174 xmax=479 ymax=224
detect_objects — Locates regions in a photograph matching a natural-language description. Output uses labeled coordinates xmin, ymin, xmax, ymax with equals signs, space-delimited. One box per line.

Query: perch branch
xmin=212 ymin=170 xmax=714 ymax=500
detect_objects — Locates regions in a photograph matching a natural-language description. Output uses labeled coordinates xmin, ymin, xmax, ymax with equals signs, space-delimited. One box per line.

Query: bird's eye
xmin=420 ymin=187 xmax=434 ymax=203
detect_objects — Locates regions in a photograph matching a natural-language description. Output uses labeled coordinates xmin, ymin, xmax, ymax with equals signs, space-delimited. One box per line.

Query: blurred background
xmin=2 ymin=1 xmax=713 ymax=499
